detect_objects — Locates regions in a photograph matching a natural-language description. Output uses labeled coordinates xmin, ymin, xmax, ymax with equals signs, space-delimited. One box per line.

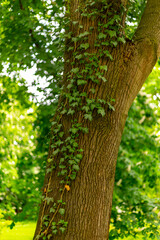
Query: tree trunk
xmin=34 ymin=0 xmax=160 ymax=239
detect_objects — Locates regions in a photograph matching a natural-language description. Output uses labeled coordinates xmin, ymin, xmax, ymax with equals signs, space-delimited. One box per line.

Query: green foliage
xmin=126 ymin=0 xmax=146 ymax=38
xmin=110 ymin=72 xmax=160 ymax=239
xmin=0 ymin=76 xmax=40 ymax=221
xmin=0 ymin=0 xmax=63 ymax=104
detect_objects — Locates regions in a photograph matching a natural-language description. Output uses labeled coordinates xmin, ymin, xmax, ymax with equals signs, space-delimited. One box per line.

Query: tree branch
xmin=19 ymin=0 xmax=24 ymax=10
xmin=134 ymin=0 xmax=160 ymax=56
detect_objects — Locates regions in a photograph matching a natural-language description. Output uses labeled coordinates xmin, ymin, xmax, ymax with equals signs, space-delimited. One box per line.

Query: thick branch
xmin=134 ymin=0 xmax=160 ymax=56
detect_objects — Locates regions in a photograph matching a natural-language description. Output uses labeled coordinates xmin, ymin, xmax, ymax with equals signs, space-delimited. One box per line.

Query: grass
xmin=0 ymin=222 xmax=158 ymax=240
xmin=0 ymin=222 xmax=36 ymax=240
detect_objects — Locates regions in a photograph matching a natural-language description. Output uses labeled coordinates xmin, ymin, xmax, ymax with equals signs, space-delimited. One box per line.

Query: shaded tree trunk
xmin=34 ymin=0 xmax=160 ymax=239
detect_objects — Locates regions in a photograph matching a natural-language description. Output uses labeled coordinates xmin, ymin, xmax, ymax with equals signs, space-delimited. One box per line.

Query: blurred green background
xmin=0 ymin=0 xmax=159 ymax=239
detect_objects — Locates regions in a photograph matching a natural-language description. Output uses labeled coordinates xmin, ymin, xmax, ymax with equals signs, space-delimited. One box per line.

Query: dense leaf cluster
xmin=0 ymin=77 xmax=41 ymax=221
xmin=111 ymin=89 xmax=160 ymax=239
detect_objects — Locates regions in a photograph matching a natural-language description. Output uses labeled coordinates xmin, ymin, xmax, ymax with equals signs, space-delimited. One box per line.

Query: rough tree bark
xmin=34 ymin=0 xmax=160 ymax=239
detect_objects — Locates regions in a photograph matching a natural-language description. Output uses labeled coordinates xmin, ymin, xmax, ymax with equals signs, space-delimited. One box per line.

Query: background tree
xmin=0 ymin=0 xmax=160 ymax=240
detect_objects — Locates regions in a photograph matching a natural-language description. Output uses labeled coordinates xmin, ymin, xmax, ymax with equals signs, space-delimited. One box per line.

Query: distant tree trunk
xmin=34 ymin=0 xmax=160 ymax=239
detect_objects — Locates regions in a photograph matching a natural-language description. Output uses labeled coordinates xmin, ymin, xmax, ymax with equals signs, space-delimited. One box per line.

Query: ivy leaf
xmin=55 ymin=140 xmax=63 ymax=146
xmin=118 ymin=37 xmax=126 ymax=44
xmin=65 ymin=137 xmax=71 ymax=142
xmin=45 ymin=197 xmax=54 ymax=204
xmin=98 ymin=99 xmax=106 ymax=104
xmin=102 ymin=41 xmax=109 ymax=46
xmin=75 ymin=54 xmax=83 ymax=60
xmin=78 ymin=149 xmax=84 ymax=152
xmin=77 ymin=80 xmax=87 ymax=85
xmin=72 ymin=37 xmax=78 ymax=42
xmin=79 ymin=25 xmax=83 ymax=29
xmin=98 ymin=108 xmax=105 ymax=117
xmin=73 ymin=164 xmax=80 ymax=171
xmin=110 ymin=40 xmax=118 ymax=47
xmin=53 ymin=148 xmax=60 ymax=156
xmin=35 ymin=235 xmax=41 ymax=240
xmin=76 ymin=154 xmax=83 ymax=160
xmin=72 ymin=21 xmax=78 ymax=25
xmin=46 ymin=167 xmax=53 ymax=174
xmin=44 ymin=221 xmax=49 ymax=227
xmin=51 ymin=121 xmax=57 ymax=126
xmin=69 ymin=160 xmax=75 ymax=165
xmin=60 ymin=158 xmax=65 ymax=163
xmin=70 ymin=127 xmax=79 ymax=134
xmin=47 ymin=234 xmax=52 ymax=240
xmin=81 ymin=127 xmax=88 ymax=133
xmin=67 ymin=109 xmax=75 ymax=115
xmin=61 ymin=109 xmax=67 ymax=114
xmin=47 ymin=158 xmax=52 ymax=163
xmin=59 ymin=208 xmax=65 ymax=215
xmin=90 ymin=103 xmax=97 ymax=110
xmin=58 ymin=169 xmax=67 ymax=176
xmin=52 ymin=225 xmax=56 ymax=230
xmin=84 ymin=113 xmax=93 ymax=121
xmin=67 ymin=83 xmax=73 ymax=89
xmin=80 ymin=43 xmax=89 ymax=50
xmin=70 ymin=173 xmax=76 ymax=180
xmin=107 ymin=30 xmax=117 ymax=38
xmin=103 ymin=50 xmax=113 ymax=60
xmin=86 ymin=98 xmax=95 ymax=104
xmin=52 ymin=229 xmax=58 ymax=234
xmin=79 ymin=31 xmax=89 ymax=38
xmin=100 ymin=65 xmax=108 ymax=71
xmin=89 ymin=26 xmax=94 ymax=30
xmin=59 ymin=131 xmax=64 ymax=138
xmin=98 ymin=33 xmax=107 ymax=39
xmin=58 ymin=220 xmax=65 ymax=224
xmin=71 ymin=67 xmax=79 ymax=74
xmin=107 ymin=102 xmax=115 ymax=111
xmin=99 ymin=75 xmax=107 ymax=82
xmin=80 ymin=92 xmax=87 ymax=97
xmin=59 ymin=227 xmax=66 ymax=233
xmin=50 ymin=208 xmax=56 ymax=213
xmin=82 ymin=105 xmax=90 ymax=113
xmin=59 ymin=165 xmax=66 ymax=169
xmin=70 ymin=102 xmax=78 ymax=107
xmin=67 ymin=46 xmax=74 ymax=51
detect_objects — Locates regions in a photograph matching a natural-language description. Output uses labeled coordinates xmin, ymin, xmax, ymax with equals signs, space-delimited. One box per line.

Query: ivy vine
xmin=35 ymin=0 xmax=126 ymax=239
